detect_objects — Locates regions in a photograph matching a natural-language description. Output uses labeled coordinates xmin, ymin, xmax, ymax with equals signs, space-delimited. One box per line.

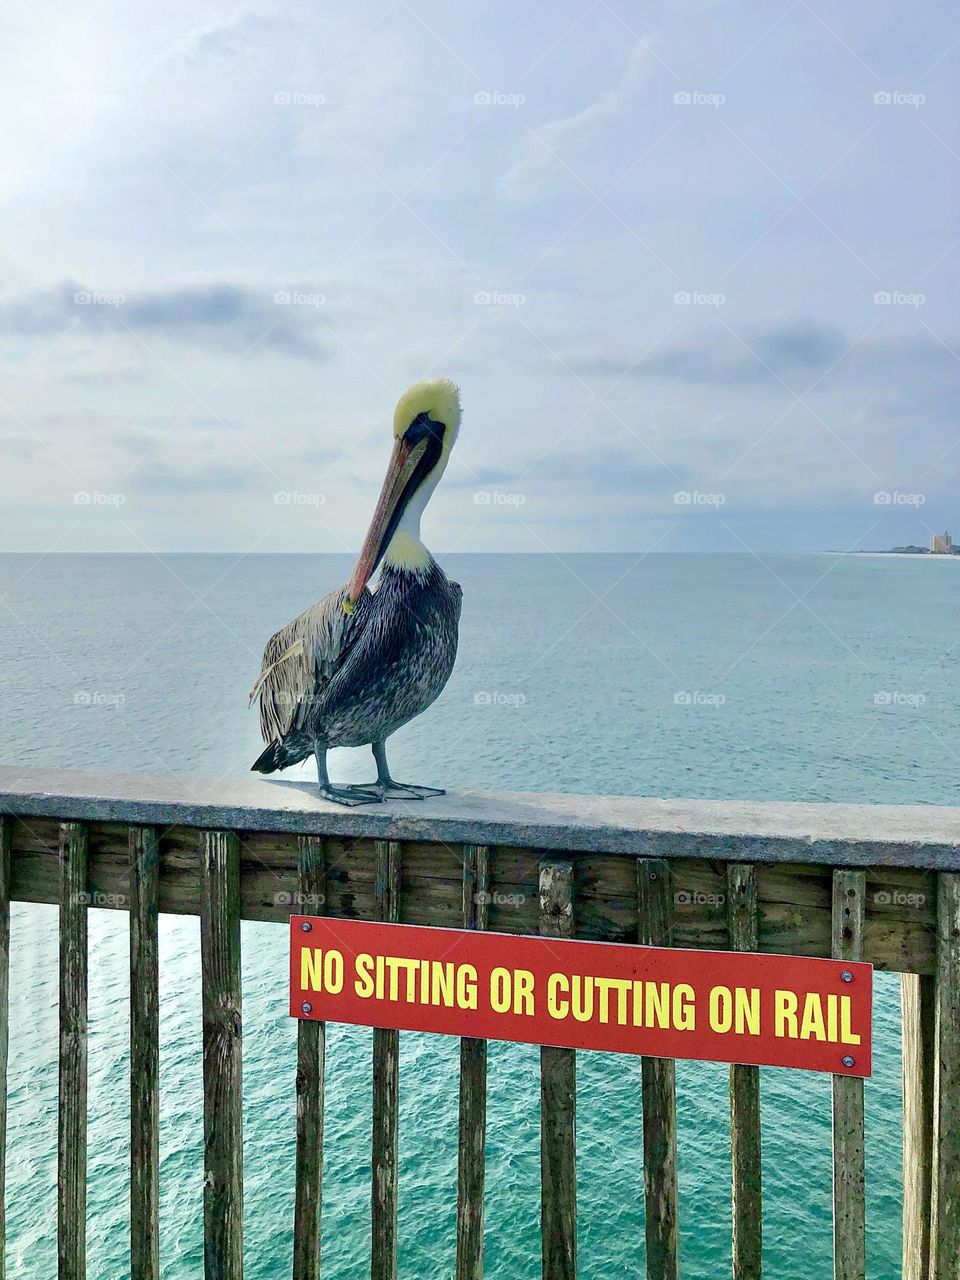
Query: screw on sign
xmin=289 ymin=916 xmax=873 ymax=1076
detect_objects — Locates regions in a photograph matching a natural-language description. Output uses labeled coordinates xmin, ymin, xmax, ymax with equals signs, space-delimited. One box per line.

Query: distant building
xmin=930 ymin=531 xmax=953 ymax=554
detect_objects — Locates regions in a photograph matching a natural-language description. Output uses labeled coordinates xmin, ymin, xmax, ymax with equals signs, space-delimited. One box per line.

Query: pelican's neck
xmin=380 ymin=473 xmax=436 ymax=575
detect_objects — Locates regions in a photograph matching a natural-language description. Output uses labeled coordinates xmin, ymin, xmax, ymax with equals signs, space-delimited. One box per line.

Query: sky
xmin=1 ymin=0 xmax=958 ymax=554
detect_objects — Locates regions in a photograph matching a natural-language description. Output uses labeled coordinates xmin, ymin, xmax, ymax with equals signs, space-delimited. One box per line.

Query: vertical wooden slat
xmin=931 ymin=872 xmax=960 ymax=1278
xmin=58 ymin=821 xmax=89 ymax=1280
xmin=372 ymin=841 xmax=401 ymax=1280
xmin=637 ymin=859 xmax=679 ymax=1280
xmin=0 ymin=818 xmax=10 ymax=1280
xmin=901 ymin=971 xmax=935 ymax=1280
xmin=831 ymin=869 xmax=865 ymax=1280
xmin=200 ymin=830 xmax=243 ymax=1280
xmin=130 ymin=826 xmax=160 ymax=1280
xmin=457 ymin=844 xmax=489 ymax=1280
xmin=293 ymin=836 xmax=327 ymax=1280
xmin=727 ymin=864 xmax=762 ymax=1280
xmin=539 ymin=860 xmax=576 ymax=1280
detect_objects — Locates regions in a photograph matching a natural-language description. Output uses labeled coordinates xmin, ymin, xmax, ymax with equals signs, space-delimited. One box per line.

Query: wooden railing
xmin=1 ymin=765 xmax=959 ymax=1279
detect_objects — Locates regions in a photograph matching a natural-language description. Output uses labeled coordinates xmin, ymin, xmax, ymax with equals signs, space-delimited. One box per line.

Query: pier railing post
xmin=371 ymin=841 xmax=401 ymax=1280
xmin=129 ymin=826 xmax=160 ymax=1280
xmin=457 ymin=845 xmax=489 ymax=1280
xmin=293 ymin=835 xmax=327 ymax=1280
xmin=637 ymin=859 xmax=679 ymax=1280
xmin=539 ymin=860 xmax=576 ymax=1280
xmin=831 ymin=869 xmax=866 ymax=1280
xmin=728 ymin=864 xmax=762 ymax=1280
xmin=930 ymin=872 xmax=960 ymax=1278
xmin=58 ymin=821 xmax=89 ymax=1280
xmin=200 ymin=830 xmax=244 ymax=1280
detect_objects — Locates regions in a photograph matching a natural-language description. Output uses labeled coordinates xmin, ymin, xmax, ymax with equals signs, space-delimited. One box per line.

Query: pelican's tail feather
xmin=250 ymin=736 xmax=311 ymax=773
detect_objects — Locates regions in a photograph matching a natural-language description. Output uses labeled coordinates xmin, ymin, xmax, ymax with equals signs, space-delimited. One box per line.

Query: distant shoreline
xmin=824 ymin=551 xmax=959 ymax=560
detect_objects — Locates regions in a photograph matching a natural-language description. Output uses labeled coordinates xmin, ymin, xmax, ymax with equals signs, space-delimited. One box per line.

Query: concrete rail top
xmin=1 ymin=765 xmax=959 ymax=869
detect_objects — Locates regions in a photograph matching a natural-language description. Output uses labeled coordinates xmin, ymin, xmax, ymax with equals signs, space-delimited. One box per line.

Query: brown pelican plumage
xmin=250 ymin=378 xmax=462 ymax=805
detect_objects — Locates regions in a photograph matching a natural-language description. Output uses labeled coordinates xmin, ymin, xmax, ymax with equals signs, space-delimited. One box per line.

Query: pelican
xmin=250 ymin=378 xmax=462 ymax=805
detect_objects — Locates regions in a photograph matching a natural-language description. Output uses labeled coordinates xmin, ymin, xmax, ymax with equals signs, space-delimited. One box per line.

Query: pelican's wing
xmin=252 ymin=586 xmax=369 ymax=744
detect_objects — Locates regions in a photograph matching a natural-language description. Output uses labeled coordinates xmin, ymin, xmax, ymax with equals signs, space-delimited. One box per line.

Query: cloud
xmin=132 ymin=459 xmax=266 ymax=493
xmin=0 ymin=281 xmax=327 ymax=359
xmin=568 ymin=322 xmax=853 ymax=388
xmin=503 ymin=40 xmax=653 ymax=201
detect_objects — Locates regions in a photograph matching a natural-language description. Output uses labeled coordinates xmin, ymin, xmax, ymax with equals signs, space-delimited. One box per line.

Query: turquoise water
xmin=3 ymin=551 xmax=956 ymax=1278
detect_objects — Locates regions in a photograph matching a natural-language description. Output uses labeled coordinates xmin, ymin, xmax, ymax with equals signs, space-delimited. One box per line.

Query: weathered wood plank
xmin=4 ymin=819 xmax=943 ymax=973
xmin=831 ymin=869 xmax=865 ymax=1280
xmin=130 ymin=827 xmax=160 ymax=1280
xmin=931 ymin=872 xmax=960 ymax=1278
xmin=0 ymin=818 xmax=10 ymax=1280
xmin=540 ymin=860 xmax=576 ymax=1280
xmin=901 ymin=972 xmax=935 ymax=1280
xmin=372 ymin=841 xmax=401 ymax=1280
xmin=637 ymin=859 xmax=679 ymax=1280
xmin=457 ymin=845 xmax=489 ymax=1280
xmin=58 ymin=821 xmax=89 ymax=1280
xmin=200 ymin=830 xmax=243 ymax=1280
xmin=728 ymin=864 xmax=761 ymax=1280
xmin=293 ymin=836 xmax=327 ymax=1280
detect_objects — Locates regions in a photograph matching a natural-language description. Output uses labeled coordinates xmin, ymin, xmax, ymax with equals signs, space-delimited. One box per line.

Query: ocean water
xmin=2 ymin=551 xmax=957 ymax=1279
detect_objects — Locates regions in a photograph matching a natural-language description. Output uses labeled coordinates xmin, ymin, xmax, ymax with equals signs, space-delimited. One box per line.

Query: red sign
xmin=289 ymin=916 xmax=872 ymax=1076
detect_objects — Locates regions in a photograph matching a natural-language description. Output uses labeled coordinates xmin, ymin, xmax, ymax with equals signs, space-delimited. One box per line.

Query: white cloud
xmin=503 ymin=40 xmax=654 ymax=202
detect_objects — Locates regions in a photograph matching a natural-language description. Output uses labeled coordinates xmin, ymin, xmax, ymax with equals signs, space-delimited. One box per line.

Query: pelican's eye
xmin=405 ymin=411 xmax=445 ymax=445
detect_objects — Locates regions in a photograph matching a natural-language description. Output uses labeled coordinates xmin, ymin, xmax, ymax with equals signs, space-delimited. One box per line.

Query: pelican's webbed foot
xmin=317 ymin=784 xmax=384 ymax=807
xmin=314 ymin=746 xmax=385 ymax=807
xmin=366 ymin=741 xmax=445 ymax=801
xmin=364 ymin=780 xmax=446 ymax=800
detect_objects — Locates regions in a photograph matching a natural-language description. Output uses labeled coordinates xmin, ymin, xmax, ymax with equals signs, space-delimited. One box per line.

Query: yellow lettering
xmin=709 ymin=986 xmax=733 ymax=1033
xmin=775 ymin=990 xmax=799 ymax=1038
xmin=674 ymin=984 xmax=696 ymax=1031
xmin=840 ymin=996 xmax=861 ymax=1045
xmin=514 ymin=969 xmax=535 ymax=1016
xmin=354 ymin=954 xmax=374 ymax=998
xmin=736 ymin=987 xmax=760 ymax=1036
xmin=490 ymin=967 xmax=511 ymax=1013
xmin=547 ymin=973 xmax=569 ymax=1020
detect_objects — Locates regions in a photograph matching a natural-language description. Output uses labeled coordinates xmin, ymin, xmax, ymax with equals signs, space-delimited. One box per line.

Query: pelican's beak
xmin=344 ymin=435 xmax=425 ymax=611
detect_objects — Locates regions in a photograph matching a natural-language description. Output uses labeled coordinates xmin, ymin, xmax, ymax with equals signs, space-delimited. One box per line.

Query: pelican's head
xmin=345 ymin=378 xmax=461 ymax=609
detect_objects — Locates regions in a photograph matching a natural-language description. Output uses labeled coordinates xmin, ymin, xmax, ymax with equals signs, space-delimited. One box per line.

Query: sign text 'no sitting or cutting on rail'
xmin=289 ymin=916 xmax=872 ymax=1076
